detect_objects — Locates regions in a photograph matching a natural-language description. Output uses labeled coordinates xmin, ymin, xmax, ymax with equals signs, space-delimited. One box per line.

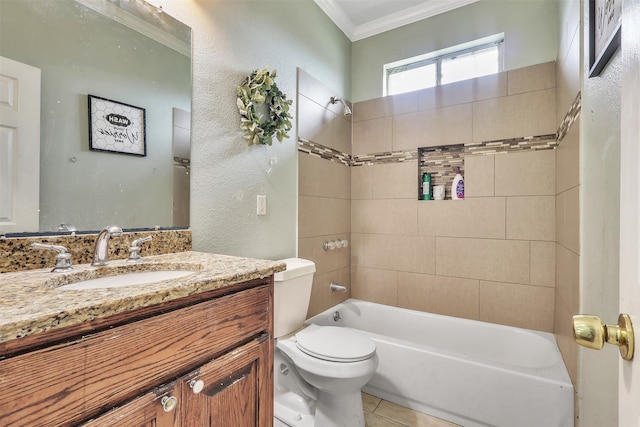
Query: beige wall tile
xmin=352 ymin=91 xmax=419 ymax=122
xmin=299 ymin=68 xmax=338 ymax=108
xmin=465 ymin=154 xmax=495 ymax=197
xmin=393 ymin=104 xmax=472 ymax=150
xmin=495 ymin=150 xmax=556 ymax=196
xmin=472 ymin=89 xmax=556 ymax=142
xmin=506 ymin=196 xmax=555 ymax=241
xmin=554 ymin=293 xmax=579 ymax=386
xmin=307 ymin=267 xmax=350 ymax=318
xmin=530 ymin=241 xmax=555 ymax=287
xmin=350 ymin=232 xmax=364 ymax=266
xmin=298 ymin=237 xmax=314 ymax=263
xmin=351 ymin=266 xmax=398 ymax=306
xmin=479 ymin=281 xmax=554 ymax=331
xmin=298 ymin=94 xmax=335 ymax=147
xmin=371 ymin=161 xmax=418 ymax=199
xmin=298 ymin=234 xmax=350 ymax=275
xmin=364 ymin=234 xmax=436 ymax=274
xmin=436 ymin=237 xmax=530 ymax=284
xmin=555 ymin=243 xmax=580 ymax=313
xmin=397 ymin=272 xmax=479 ymax=320
xmin=299 ymin=195 xmax=350 ymax=238
xmin=351 ymin=165 xmax=373 ymax=200
xmin=556 ymin=117 xmax=580 ymax=194
xmin=353 ymin=117 xmax=393 ymax=155
xmin=352 ymin=199 xmax=418 ymax=235
xmin=299 ymin=153 xmax=350 ymax=199
xmin=334 ymin=114 xmax=352 ymax=155
xmin=418 ymin=197 xmax=505 ymax=239
xmin=508 ymin=61 xmax=556 ymax=95
xmin=556 ymin=186 xmax=580 ymax=254
xmin=419 ymin=72 xmax=507 ymax=110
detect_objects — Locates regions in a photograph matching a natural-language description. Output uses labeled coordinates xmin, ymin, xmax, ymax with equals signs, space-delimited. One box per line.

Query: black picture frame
xmin=589 ymin=0 xmax=622 ymax=78
xmin=88 ymin=94 xmax=146 ymax=156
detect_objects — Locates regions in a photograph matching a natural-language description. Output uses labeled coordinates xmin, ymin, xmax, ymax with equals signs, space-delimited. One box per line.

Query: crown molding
xmin=315 ymin=0 xmax=480 ymax=42
xmin=313 ymin=0 xmax=356 ymax=39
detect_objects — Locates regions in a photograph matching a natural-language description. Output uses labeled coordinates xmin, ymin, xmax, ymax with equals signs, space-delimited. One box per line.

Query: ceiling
xmin=313 ymin=0 xmax=480 ymax=41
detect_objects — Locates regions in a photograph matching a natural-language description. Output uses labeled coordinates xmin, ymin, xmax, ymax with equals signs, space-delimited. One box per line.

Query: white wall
xmin=351 ymin=0 xmax=559 ymax=102
xmin=160 ymin=0 xmax=351 ymax=259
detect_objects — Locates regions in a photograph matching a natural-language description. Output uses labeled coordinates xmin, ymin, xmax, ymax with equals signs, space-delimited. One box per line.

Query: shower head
xmin=330 ymin=96 xmax=352 ymax=116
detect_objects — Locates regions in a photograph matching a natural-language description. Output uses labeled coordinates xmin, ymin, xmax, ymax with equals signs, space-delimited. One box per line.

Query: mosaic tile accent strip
xmin=464 ymin=134 xmax=558 ymax=155
xmin=351 ymin=150 xmax=419 ymax=166
xmin=298 ymin=138 xmax=351 ymax=166
xmin=557 ymin=91 xmax=581 ymax=143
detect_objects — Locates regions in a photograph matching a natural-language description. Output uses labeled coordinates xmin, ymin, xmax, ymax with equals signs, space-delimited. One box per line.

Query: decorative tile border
xmin=557 ymin=92 xmax=581 ymax=142
xmin=298 ymin=138 xmax=351 ymax=166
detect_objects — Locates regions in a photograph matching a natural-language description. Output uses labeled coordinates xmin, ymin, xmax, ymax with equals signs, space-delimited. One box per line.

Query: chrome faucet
xmin=31 ymin=243 xmax=73 ymax=272
xmin=92 ymin=225 xmax=122 ymax=266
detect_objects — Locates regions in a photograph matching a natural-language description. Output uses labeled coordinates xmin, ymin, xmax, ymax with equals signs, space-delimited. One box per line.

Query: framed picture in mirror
xmin=88 ymin=94 xmax=146 ymax=156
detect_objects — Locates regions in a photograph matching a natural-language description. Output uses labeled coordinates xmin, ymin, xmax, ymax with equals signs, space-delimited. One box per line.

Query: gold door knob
xmin=573 ymin=313 xmax=635 ymax=361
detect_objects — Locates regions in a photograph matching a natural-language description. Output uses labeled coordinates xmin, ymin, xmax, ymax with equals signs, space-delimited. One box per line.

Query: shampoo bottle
xmin=422 ymin=173 xmax=432 ymax=200
xmin=452 ymin=168 xmax=464 ymax=200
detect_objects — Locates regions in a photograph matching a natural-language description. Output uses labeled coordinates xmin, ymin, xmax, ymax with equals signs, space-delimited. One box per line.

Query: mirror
xmin=0 ymin=0 xmax=191 ymax=235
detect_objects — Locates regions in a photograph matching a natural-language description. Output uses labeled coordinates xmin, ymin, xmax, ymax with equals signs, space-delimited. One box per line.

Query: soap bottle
xmin=452 ymin=168 xmax=464 ymax=200
xmin=421 ymin=172 xmax=432 ymax=200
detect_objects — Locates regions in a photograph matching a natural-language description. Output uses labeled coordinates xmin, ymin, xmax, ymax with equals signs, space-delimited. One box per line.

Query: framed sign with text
xmin=88 ymin=95 xmax=146 ymax=156
xmin=589 ymin=0 xmax=622 ymax=77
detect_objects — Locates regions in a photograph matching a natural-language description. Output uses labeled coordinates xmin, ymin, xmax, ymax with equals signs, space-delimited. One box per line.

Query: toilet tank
xmin=273 ymin=258 xmax=316 ymax=338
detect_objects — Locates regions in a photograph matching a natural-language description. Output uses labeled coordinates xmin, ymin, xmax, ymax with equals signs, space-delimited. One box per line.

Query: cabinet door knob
xmin=189 ymin=379 xmax=204 ymax=394
xmin=161 ymin=396 xmax=178 ymax=412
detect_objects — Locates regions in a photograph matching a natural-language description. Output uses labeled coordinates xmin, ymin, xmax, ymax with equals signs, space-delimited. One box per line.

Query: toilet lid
xmin=295 ymin=326 xmax=376 ymax=362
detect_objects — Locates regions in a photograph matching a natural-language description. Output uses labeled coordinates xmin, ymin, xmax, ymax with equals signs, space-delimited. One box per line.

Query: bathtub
xmin=307 ymin=299 xmax=574 ymax=427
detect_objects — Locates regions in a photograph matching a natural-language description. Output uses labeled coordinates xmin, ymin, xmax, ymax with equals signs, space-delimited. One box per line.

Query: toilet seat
xmin=295 ymin=325 xmax=376 ymax=362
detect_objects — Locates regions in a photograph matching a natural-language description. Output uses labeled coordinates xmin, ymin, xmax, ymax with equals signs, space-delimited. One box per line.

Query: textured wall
xmin=160 ymin=0 xmax=351 ymax=260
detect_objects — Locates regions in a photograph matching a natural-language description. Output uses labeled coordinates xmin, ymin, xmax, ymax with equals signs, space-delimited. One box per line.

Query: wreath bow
xmin=236 ymin=67 xmax=293 ymax=146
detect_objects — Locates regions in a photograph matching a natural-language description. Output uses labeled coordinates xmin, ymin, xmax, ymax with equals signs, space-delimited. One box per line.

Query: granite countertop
xmin=0 ymin=251 xmax=286 ymax=344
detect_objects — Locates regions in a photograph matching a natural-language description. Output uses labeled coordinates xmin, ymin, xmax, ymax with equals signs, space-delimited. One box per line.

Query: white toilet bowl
xmin=273 ymin=259 xmax=378 ymax=427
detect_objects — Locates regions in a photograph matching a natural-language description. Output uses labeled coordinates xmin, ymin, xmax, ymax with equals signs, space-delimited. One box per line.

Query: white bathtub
xmin=307 ymin=299 xmax=574 ymax=427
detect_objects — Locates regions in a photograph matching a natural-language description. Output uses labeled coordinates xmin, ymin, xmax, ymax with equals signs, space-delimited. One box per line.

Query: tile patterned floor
xmin=362 ymin=393 xmax=460 ymax=427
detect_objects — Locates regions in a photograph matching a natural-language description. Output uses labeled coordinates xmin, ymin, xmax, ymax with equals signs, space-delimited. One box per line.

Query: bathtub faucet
xmin=330 ymin=282 xmax=347 ymax=292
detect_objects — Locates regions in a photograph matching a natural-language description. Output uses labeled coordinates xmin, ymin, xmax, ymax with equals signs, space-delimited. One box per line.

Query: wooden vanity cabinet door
xmin=180 ymin=334 xmax=273 ymax=427
xmin=79 ymin=383 xmax=179 ymax=427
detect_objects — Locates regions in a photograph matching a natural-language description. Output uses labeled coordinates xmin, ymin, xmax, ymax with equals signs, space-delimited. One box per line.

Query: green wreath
xmin=236 ymin=67 xmax=293 ymax=146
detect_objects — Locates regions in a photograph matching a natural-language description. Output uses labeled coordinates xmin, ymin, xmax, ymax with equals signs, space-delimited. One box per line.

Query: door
xmin=0 ymin=56 xmax=40 ymax=234
xmin=618 ymin=0 xmax=640 ymax=424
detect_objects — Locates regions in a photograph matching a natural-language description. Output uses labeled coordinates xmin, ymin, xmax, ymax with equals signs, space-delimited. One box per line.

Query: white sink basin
xmin=59 ymin=270 xmax=195 ymax=290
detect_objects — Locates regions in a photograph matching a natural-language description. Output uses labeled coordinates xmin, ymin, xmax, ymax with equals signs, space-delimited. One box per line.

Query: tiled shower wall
xmin=350 ymin=61 xmax=558 ymax=332
xmin=298 ymin=62 xmax=562 ymax=332
xmin=297 ymin=69 xmax=352 ymax=316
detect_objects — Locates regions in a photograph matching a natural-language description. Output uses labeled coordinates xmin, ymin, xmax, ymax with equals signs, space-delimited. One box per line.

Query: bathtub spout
xmin=330 ymin=282 xmax=347 ymax=292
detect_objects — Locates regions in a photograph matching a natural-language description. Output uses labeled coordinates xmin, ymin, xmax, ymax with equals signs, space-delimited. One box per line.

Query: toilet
xmin=273 ymin=258 xmax=378 ymax=427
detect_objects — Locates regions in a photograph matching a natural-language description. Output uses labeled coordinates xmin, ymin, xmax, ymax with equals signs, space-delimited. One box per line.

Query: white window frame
xmin=383 ymin=33 xmax=505 ymax=96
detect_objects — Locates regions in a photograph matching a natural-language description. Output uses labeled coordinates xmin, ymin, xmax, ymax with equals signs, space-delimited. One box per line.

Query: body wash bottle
xmin=422 ymin=172 xmax=432 ymax=200
xmin=452 ymin=168 xmax=464 ymax=200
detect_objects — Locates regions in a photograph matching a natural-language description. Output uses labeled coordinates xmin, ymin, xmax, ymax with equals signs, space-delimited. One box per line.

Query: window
xmin=384 ymin=34 xmax=504 ymax=96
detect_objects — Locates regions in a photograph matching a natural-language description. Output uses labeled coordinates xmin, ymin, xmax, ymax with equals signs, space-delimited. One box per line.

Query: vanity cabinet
xmin=0 ymin=279 xmax=274 ymax=427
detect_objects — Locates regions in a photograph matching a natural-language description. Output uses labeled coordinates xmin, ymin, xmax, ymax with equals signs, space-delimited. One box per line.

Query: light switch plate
xmin=257 ymin=195 xmax=267 ymax=215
